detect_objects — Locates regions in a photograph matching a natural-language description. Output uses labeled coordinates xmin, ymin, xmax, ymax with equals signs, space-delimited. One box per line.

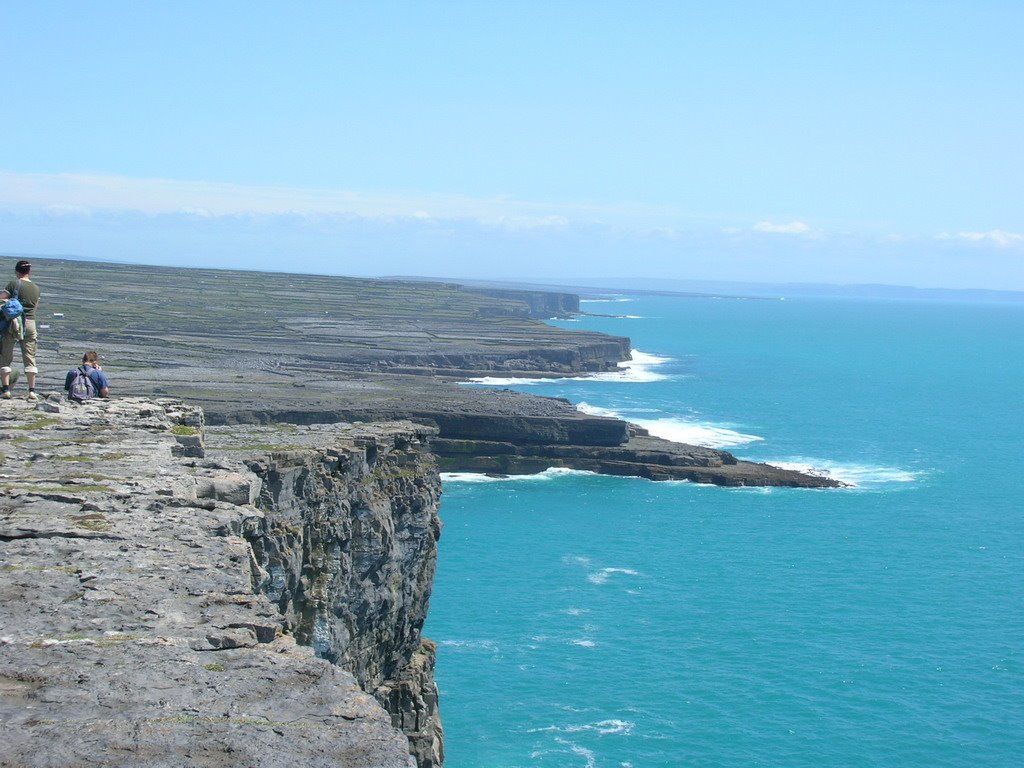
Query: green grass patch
xmin=267 ymin=422 xmax=300 ymax=433
xmin=9 ymin=417 xmax=62 ymax=431
xmin=170 ymin=425 xmax=199 ymax=436
xmin=71 ymin=513 xmax=110 ymax=532
xmin=1 ymin=564 xmax=80 ymax=574
xmin=2 ymin=483 xmax=113 ymax=494
xmin=203 ymin=662 xmax=226 ymax=672
xmin=59 ymin=472 xmax=112 ymax=482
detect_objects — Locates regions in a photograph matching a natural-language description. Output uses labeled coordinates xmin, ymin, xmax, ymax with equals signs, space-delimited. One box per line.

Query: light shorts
xmin=0 ymin=318 xmax=38 ymax=374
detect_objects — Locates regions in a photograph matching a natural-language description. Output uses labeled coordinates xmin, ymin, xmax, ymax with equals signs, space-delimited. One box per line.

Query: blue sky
xmin=2 ymin=1 xmax=1022 ymax=288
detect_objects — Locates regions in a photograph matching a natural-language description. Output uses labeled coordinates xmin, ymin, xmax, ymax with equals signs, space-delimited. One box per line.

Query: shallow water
xmin=427 ymin=295 xmax=1024 ymax=767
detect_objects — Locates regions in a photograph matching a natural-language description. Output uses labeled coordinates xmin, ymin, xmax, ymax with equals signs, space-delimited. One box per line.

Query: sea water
xmin=425 ymin=294 xmax=1024 ymax=767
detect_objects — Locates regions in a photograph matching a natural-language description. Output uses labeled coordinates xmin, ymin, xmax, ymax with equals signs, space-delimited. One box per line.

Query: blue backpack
xmin=0 ymin=280 xmax=24 ymax=334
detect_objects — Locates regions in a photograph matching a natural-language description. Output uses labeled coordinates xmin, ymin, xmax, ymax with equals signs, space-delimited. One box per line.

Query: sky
xmin=1 ymin=1 xmax=1022 ymax=289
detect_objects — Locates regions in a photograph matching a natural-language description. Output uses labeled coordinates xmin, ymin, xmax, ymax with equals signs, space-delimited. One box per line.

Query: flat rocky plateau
xmin=28 ymin=258 xmax=838 ymax=488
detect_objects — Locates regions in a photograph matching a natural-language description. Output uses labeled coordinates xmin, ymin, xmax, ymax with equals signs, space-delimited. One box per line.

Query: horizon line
xmin=6 ymin=251 xmax=1023 ymax=300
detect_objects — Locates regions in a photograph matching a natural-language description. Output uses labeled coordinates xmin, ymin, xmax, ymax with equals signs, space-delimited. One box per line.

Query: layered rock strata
xmin=0 ymin=397 xmax=443 ymax=767
xmin=200 ymin=387 xmax=840 ymax=489
xmin=206 ymin=421 xmax=444 ymax=766
xmin=433 ymin=430 xmax=840 ymax=487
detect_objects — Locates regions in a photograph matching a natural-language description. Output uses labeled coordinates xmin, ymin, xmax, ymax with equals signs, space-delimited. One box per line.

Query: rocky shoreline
xmin=26 ymin=257 xmax=839 ymax=488
xmin=200 ymin=387 xmax=839 ymax=489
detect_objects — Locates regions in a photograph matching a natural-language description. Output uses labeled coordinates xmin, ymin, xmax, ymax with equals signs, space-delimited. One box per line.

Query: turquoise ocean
xmin=424 ymin=294 xmax=1024 ymax=767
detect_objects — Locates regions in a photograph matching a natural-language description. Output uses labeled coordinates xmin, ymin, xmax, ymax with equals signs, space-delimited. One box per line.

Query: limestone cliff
xmin=208 ymin=422 xmax=444 ymax=766
xmin=0 ymin=397 xmax=443 ymax=767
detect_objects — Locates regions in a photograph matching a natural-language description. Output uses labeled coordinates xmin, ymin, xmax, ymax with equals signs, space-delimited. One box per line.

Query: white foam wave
xmin=440 ymin=468 xmax=598 ymax=484
xmin=575 ymin=403 xmax=763 ymax=448
xmin=767 ymin=459 xmax=921 ymax=488
xmin=570 ymin=639 xmax=597 ymax=648
xmin=626 ymin=350 xmax=671 ymax=366
xmin=437 ymin=639 xmax=500 ymax=653
xmin=531 ymin=720 xmax=635 ymax=736
xmin=460 ymin=375 xmax=550 ymax=386
xmin=575 ymin=350 xmax=672 ymax=383
xmin=465 ymin=348 xmax=671 ymax=386
xmin=633 ymin=417 xmax=764 ymax=448
xmin=580 ymin=297 xmax=633 ymax=303
xmin=587 ymin=567 xmax=641 ymax=585
xmin=575 ymin=402 xmax=662 ymax=416
xmin=564 ymin=741 xmax=597 ymax=768
xmin=575 ymin=402 xmax=620 ymax=418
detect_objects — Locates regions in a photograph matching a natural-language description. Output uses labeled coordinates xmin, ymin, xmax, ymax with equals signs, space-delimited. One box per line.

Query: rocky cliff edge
xmin=0 ymin=397 xmax=443 ymax=768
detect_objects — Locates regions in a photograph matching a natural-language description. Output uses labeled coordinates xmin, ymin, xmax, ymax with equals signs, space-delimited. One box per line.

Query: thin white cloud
xmin=936 ymin=230 xmax=1024 ymax=247
xmin=753 ymin=220 xmax=811 ymax=235
xmin=0 ymin=170 xmax=691 ymax=232
xmin=492 ymin=214 xmax=569 ymax=231
xmin=645 ymin=226 xmax=681 ymax=239
xmin=43 ymin=203 xmax=91 ymax=217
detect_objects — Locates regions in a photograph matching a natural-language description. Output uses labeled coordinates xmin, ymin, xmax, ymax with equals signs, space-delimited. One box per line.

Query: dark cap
xmin=15 ymin=260 xmax=31 ymax=274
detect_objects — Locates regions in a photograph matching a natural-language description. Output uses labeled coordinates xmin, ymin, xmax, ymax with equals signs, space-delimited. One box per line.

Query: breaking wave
xmin=465 ymin=349 xmax=670 ymax=386
xmin=633 ymin=417 xmax=763 ymax=448
xmin=767 ymin=459 xmax=923 ymax=488
xmin=575 ymin=403 xmax=763 ymax=448
xmin=440 ymin=468 xmax=598 ymax=484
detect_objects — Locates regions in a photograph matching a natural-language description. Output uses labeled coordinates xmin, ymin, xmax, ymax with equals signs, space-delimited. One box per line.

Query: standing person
xmin=0 ymin=260 xmax=41 ymax=401
xmin=65 ymin=351 xmax=111 ymax=400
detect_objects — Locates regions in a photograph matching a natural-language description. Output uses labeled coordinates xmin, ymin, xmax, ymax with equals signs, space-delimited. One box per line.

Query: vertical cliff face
xmin=207 ymin=423 xmax=445 ymax=768
xmin=0 ymin=398 xmax=445 ymax=768
xmin=465 ymin=287 xmax=581 ymax=318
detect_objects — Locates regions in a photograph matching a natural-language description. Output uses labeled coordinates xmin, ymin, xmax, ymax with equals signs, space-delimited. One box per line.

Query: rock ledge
xmin=0 ymin=397 xmax=441 ymax=768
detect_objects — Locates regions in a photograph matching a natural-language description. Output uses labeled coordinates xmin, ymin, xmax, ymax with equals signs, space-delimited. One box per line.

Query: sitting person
xmin=65 ymin=351 xmax=110 ymax=400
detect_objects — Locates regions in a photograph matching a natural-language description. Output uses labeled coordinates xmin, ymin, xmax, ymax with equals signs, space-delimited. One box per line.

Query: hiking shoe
xmin=1 ymin=390 xmax=10 ymax=400
xmin=26 ymin=391 xmax=38 ymax=402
